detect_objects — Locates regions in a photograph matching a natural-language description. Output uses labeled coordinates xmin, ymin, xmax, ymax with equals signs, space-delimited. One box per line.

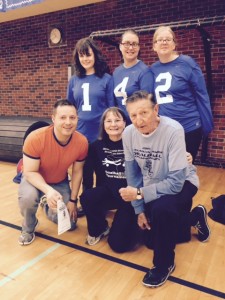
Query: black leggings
xmin=185 ymin=127 xmax=202 ymax=163
xmin=80 ymin=186 xmax=140 ymax=253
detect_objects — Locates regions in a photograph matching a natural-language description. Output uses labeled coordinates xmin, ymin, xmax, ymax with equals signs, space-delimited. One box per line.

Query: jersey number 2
xmin=155 ymin=72 xmax=173 ymax=104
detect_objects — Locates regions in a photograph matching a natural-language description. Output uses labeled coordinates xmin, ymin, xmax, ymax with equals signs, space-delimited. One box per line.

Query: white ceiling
xmin=0 ymin=0 xmax=105 ymax=23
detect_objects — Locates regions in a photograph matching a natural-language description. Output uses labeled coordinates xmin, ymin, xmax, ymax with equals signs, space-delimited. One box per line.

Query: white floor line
xmin=0 ymin=243 xmax=60 ymax=287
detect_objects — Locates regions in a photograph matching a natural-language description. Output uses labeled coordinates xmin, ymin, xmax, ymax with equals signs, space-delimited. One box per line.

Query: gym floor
xmin=0 ymin=161 xmax=225 ymax=300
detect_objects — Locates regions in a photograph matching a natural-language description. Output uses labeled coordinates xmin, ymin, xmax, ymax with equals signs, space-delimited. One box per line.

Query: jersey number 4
xmin=155 ymin=72 xmax=173 ymax=104
xmin=114 ymin=77 xmax=129 ymax=105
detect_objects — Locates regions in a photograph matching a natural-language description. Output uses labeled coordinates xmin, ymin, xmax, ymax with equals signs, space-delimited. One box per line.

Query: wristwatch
xmin=136 ymin=188 xmax=142 ymax=200
xmin=69 ymin=199 xmax=78 ymax=204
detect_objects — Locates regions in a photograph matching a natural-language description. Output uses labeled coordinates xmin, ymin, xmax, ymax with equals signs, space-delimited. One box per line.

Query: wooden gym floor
xmin=0 ymin=161 xmax=225 ymax=300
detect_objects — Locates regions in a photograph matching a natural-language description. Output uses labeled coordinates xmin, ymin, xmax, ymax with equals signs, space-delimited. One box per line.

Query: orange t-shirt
xmin=23 ymin=125 xmax=88 ymax=184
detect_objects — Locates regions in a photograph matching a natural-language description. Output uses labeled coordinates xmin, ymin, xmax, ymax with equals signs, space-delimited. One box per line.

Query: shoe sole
xmin=142 ymin=265 xmax=175 ymax=288
xmin=18 ymin=219 xmax=39 ymax=246
xmin=197 ymin=205 xmax=211 ymax=242
xmin=86 ymin=227 xmax=110 ymax=246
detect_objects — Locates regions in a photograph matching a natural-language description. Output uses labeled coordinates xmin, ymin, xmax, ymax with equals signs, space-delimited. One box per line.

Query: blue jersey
xmin=151 ymin=54 xmax=213 ymax=136
xmin=67 ymin=73 xmax=115 ymax=143
xmin=113 ymin=60 xmax=154 ymax=123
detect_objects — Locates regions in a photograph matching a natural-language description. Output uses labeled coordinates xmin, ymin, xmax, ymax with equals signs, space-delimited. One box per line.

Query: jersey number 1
xmin=82 ymin=83 xmax=91 ymax=111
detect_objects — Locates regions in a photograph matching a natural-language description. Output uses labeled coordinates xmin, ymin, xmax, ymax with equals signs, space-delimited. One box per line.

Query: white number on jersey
xmin=114 ymin=77 xmax=129 ymax=105
xmin=155 ymin=72 xmax=173 ymax=104
xmin=82 ymin=83 xmax=91 ymax=111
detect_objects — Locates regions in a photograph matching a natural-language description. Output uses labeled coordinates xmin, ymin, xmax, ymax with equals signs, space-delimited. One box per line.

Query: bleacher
xmin=0 ymin=117 xmax=50 ymax=162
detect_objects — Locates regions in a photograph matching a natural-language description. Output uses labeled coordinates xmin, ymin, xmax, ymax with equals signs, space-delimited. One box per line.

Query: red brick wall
xmin=0 ymin=0 xmax=225 ymax=165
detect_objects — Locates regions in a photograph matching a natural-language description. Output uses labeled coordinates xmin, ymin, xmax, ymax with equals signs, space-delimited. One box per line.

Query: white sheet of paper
xmin=57 ymin=200 xmax=71 ymax=235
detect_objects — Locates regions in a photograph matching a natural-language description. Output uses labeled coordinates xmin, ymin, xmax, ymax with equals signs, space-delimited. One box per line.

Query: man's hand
xmin=119 ymin=186 xmax=138 ymax=201
xmin=66 ymin=201 xmax=78 ymax=222
xmin=186 ymin=152 xmax=193 ymax=164
xmin=138 ymin=212 xmax=151 ymax=230
xmin=46 ymin=188 xmax=63 ymax=209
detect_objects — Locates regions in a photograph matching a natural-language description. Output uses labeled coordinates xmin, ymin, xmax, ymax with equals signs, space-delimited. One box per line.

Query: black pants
xmin=80 ymin=186 xmax=140 ymax=253
xmin=185 ymin=127 xmax=202 ymax=163
xmin=143 ymin=181 xmax=197 ymax=271
xmin=82 ymin=158 xmax=94 ymax=191
xmin=82 ymin=151 xmax=102 ymax=191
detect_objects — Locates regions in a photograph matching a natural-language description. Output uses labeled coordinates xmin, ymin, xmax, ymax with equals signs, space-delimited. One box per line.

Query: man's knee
xmin=18 ymin=178 xmax=39 ymax=207
xmin=18 ymin=189 xmax=39 ymax=209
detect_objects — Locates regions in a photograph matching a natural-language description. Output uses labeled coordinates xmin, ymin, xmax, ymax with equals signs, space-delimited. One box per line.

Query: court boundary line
xmin=0 ymin=243 xmax=60 ymax=287
xmin=1 ymin=220 xmax=225 ymax=299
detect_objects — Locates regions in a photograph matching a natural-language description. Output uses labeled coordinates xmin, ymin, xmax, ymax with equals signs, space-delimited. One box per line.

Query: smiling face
xmin=119 ymin=31 xmax=140 ymax=66
xmin=104 ymin=111 xmax=126 ymax=141
xmin=126 ymin=99 xmax=159 ymax=135
xmin=78 ymin=47 xmax=95 ymax=75
xmin=52 ymin=105 xmax=78 ymax=143
xmin=153 ymin=27 xmax=176 ymax=60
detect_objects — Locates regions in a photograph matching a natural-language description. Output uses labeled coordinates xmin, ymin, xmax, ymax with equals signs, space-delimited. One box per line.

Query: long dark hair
xmin=98 ymin=107 xmax=127 ymax=141
xmin=73 ymin=37 xmax=110 ymax=78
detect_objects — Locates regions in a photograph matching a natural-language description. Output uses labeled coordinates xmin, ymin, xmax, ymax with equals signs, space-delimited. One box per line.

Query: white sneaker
xmin=86 ymin=226 xmax=110 ymax=246
xmin=18 ymin=219 xmax=39 ymax=246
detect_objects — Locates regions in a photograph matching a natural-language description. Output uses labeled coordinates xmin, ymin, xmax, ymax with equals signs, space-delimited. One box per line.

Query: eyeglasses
xmin=155 ymin=38 xmax=174 ymax=44
xmin=104 ymin=119 xmax=124 ymax=125
xmin=121 ymin=42 xmax=140 ymax=49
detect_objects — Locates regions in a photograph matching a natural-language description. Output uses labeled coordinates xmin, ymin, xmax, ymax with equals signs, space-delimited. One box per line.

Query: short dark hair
xmin=73 ymin=37 xmax=110 ymax=78
xmin=53 ymin=99 xmax=76 ymax=114
xmin=121 ymin=29 xmax=139 ymax=43
xmin=120 ymin=29 xmax=140 ymax=61
xmin=98 ymin=107 xmax=126 ymax=140
xmin=126 ymin=90 xmax=156 ymax=106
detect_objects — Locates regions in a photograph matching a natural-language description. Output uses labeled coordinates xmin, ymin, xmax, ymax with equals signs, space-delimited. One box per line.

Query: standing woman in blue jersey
xmin=67 ymin=37 xmax=115 ymax=197
xmin=67 ymin=37 xmax=115 ymax=144
xmin=151 ymin=26 xmax=213 ymax=161
xmin=113 ymin=29 xmax=154 ymax=123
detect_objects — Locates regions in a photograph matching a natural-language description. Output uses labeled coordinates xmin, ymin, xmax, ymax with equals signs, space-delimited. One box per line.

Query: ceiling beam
xmin=0 ymin=0 xmax=105 ymax=23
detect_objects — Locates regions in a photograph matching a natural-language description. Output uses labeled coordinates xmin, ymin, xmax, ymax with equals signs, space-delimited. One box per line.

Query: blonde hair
xmin=152 ymin=26 xmax=177 ymax=48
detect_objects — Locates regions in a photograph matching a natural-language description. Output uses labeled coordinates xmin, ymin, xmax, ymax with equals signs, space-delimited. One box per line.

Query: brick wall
xmin=0 ymin=0 xmax=225 ymax=165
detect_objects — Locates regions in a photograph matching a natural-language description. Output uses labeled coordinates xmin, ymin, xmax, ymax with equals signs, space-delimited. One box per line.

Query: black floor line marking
xmin=1 ymin=219 xmax=225 ymax=299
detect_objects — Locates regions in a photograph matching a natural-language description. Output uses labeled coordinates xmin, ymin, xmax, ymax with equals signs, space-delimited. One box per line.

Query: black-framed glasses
xmin=155 ymin=38 xmax=174 ymax=44
xmin=121 ymin=42 xmax=140 ymax=49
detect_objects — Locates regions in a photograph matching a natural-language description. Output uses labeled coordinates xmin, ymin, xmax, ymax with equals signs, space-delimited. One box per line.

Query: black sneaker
xmin=142 ymin=264 xmax=175 ymax=288
xmin=77 ymin=206 xmax=85 ymax=218
xmin=192 ymin=205 xmax=211 ymax=242
xmin=68 ymin=219 xmax=77 ymax=231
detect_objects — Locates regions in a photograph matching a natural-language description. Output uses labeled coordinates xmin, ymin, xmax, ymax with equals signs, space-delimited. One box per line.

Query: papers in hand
xmin=57 ymin=200 xmax=71 ymax=235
